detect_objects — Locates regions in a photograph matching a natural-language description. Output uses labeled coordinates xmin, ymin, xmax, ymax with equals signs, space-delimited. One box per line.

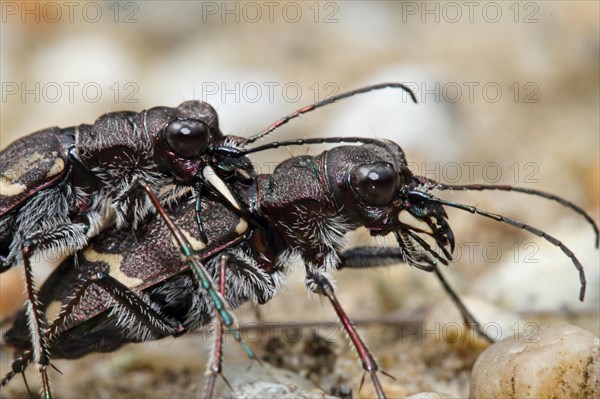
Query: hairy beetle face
xmin=148 ymin=101 xmax=224 ymax=181
xmin=327 ymin=142 xmax=455 ymax=269
xmin=326 ymin=141 xmax=409 ymax=227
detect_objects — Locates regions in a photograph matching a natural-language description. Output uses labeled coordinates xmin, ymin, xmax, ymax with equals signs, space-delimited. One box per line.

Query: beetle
xmin=2 ymin=139 xmax=597 ymax=399
xmin=0 ymin=98 xmax=241 ymax=393
xmin=0 ymin=82 xmax=418 ymax=390
xmin=1 ymin=166 xmax=277 ymax=397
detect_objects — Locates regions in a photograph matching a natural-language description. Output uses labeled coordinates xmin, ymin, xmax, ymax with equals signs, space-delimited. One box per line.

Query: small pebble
xmin=228 ymin=381 xmax=335 ymax=399
xmin=470 ymin=322 xmax=599 ymax=398
xmin=201 ymin=360 xmax=328 ymax=398
xmin=405 ymin=393 xmax=453 ymax=399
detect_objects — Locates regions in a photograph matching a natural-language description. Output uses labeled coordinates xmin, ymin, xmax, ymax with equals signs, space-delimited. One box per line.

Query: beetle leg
xmin=305 ymin=269 xmax=388 ymax=399
xmin=8 ymin=223 xmax=90 ymax=399
xmin=20 ymin=242 xmax=52 ymax=399
xmin=0 ymin=271 xmax=185 ymax=395
xmin=338 ymin=246 xmax=495 ymax=343
xmin=0 ymin=351 xmax=32 ymax=391
xmin=204 ymin=254 xmax=233 ymax=399
xmin=89 ymin=272 xmax=185 ymax=336
xmin=137 ymin=181 xmax=258 ymax=361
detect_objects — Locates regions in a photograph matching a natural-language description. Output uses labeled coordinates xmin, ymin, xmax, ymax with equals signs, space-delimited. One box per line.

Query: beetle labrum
xmin=0 ymin=83 xmax=419 ymax=397
xmin=2 ymin=137 xmax=598 ymax=398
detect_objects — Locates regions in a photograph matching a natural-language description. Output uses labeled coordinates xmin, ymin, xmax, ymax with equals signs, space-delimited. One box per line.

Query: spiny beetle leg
xmin=338 ymin=246 xmax=495 ymax=343
xmin=20 ymin=241 xmax=52 ymax=399
xmin=204 ymin=254 xmax=233 ymax=399
xmin=89 ymin=272 xmax=184 ymax=336
xmin=138 ymin=181 xmax=258 ymax=361
xmin=305 ymin=270 xmax=388 ymax=399
xmin=0 ymin=270 xmax=186 ymax=395
xmin=15 ymin=222 xmax=91 ymax=398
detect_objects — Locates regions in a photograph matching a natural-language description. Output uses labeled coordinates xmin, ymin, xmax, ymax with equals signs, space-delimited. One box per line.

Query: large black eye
xmin=163 ymin=119 xmax=211 ymax=159
xmin=349 ymin=162 xmax=402 ymax=206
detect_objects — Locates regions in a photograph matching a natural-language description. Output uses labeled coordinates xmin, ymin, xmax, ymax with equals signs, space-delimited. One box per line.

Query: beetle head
xmin=327 ymin=141 xmax=455 ymax=269
xmin=147 ymin=101 xmax=224 ymax=182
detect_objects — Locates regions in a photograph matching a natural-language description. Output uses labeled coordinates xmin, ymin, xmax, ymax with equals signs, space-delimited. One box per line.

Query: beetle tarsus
xmin=204 ymin=255 xmax=230 ymax=399
xmin=305 ymin=270 xmax=386 ymax=398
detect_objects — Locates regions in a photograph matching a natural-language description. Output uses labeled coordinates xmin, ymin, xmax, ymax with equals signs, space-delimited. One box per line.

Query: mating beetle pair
xmin=0 ymin=83 xmax=414 ymax=397
xmin=1 ymin=84 xmax=598 ymax=398
xmin=0 ymin=83 xmax=420 ymax=397
xmin=0 ymin=97 xmax=250 ymax=398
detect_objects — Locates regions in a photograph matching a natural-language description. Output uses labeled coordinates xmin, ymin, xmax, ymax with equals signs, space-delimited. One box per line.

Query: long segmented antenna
xmin=224 ymin=136 xmax=388 ymax=158
xmin=418 ymin=178 xmax=599 ymax=248
xmin=243 ymin=82 xmax=418 ymax=145
xmin=426 ymin=195 xmax=587 ymax=301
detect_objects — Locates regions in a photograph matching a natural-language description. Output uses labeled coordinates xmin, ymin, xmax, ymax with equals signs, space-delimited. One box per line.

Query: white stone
xmin=470 ymin=322 xmax=599 ymax=398
xmin=200 ymin=360 xmax=331 ymax=399
xmin=145 ymin=40 xmax=290 ymax=138
xmin=405 ymin=393 xmax=453 ymax=399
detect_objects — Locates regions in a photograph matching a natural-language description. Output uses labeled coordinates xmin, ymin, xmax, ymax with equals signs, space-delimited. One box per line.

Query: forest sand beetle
xmin=1 ymin=84 xmax=598 ymax=398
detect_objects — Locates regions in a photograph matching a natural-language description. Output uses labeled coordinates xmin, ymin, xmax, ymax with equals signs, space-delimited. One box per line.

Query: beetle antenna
xmin=228 ymin=136 xmax=389 ymax=157
xmin=416 ymin=177 xmax=599 ymax=248
xmin=243 ymin=82 xmax=417 ymax=145
xmin=427 ymin=195 xmax=587 ymax=301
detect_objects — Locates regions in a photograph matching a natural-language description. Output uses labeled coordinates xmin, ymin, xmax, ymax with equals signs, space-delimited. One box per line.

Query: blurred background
xmin=1 ymin=1 xmax=598 ymax=398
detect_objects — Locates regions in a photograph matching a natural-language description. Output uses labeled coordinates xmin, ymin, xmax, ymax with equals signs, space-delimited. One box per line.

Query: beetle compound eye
xmin=163 ymin=119 xmax=211 ymax=159
xmin=349 ymin=162 xmax=401 ymax=206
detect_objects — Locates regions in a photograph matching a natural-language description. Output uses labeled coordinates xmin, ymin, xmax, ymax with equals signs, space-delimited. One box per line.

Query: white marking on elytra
xmin=0 ymin=178 xmax=27 ymax=196
xmin=202 ymin=165 xmax=241 ymax=211
xmin=398 ymin=210 xmax=433 ymax=234
xmin=3 ymin=152 xmax=45 ymax=180
xmin=0 ymin=152 xmax=48 ymax=197
xmin=84 ymin=247 xmax=143 ymax=288
xmin=45 ymin=158 xmax=65 ymax=178
xmin=172 ymin=229 xmax=207 ymax=251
